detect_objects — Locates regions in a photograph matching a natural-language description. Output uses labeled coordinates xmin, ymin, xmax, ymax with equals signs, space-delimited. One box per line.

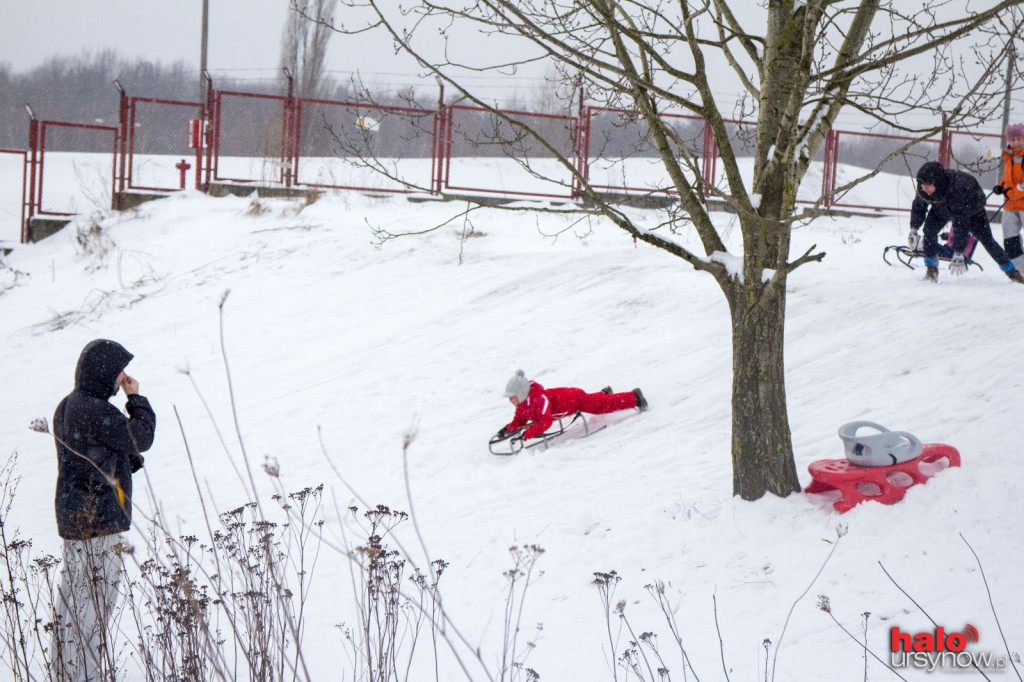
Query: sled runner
xmin=488 ymin=411 xmax=607 ymax=456
xmin=883 ymin=232 xmax=982 ymax=271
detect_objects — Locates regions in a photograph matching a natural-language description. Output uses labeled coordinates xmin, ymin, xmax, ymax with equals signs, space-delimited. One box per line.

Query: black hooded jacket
xmin=909 ymin=194 xmax=952 ymax=232
xmin=915 ymin=161 xmax=987 ymax=228
xmin=53 ymin=339 xmax=156 ymax=539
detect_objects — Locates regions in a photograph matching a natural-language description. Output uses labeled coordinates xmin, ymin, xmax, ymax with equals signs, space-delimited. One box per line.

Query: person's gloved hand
xmin=908 ymin=229 xmax=920 ymax=249
xmin=994 ymin=184 xmax=1007 ymax=195
xmin=949 ymin=252 xmax=967 ymax=276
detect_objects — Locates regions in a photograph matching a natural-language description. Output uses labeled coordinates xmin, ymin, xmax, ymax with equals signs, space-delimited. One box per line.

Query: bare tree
xmin=332 ymin=1 xmax=1022 ymax=500
xmin=280 ymin=0 xmax=333 ymax=99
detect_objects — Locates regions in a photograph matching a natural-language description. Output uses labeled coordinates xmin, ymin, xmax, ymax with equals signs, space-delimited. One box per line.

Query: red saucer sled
xmin=805 ymin=443 xmax=960 ymax=513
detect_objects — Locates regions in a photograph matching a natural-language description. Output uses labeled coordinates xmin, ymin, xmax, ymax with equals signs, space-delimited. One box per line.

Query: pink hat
xmin=1006 ymin=122 xmax=1024 ymax=140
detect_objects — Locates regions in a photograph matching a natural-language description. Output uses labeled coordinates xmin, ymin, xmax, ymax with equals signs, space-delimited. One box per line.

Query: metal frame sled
xmin=883 ymin=231 xmax=982 ymax=272
xmin=488 ymin=411 xmax=607 ymax=456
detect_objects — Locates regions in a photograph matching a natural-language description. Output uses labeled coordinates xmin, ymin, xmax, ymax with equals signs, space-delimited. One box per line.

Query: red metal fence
xmin=210 ymin=90 xmax=291 ymax=186
xmin=120 ymin=96 xmax=205 ymax=192
xmin=294 ymin=98 xmax=439 ymax=193
xmin=0 ymin=149 xmax=27 ymax=243
xmin=27 ymin=118 xmax=118 ymax=220
xmin=0 ymin=78 xmax=1013 ymax=244
xmin=440 ymin=105 xmax=579 ymax=200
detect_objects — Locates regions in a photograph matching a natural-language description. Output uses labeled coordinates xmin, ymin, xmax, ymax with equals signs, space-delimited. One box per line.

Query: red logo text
xmin=890 ymin=624 xmax=978 ymax=653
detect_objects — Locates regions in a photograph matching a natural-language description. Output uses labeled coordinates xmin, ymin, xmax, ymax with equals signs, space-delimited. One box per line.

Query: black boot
xmin=925 ymin=266 xmax=938 ymax=282
xmin=1009 ymin=269 xmax=1024 ymax=284
xmin=633 ymin=388 xmax=648 ymax=412
xmin=600 ymin=386 xmax=613 ymax=394
xmin=1005 ymin=236 xmax=1023 ymax=260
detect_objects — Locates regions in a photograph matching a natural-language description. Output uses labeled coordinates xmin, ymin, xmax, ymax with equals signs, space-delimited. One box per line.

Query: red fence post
xmin=939 ymin=129 xmax=952 ymax=168
xmin=432 ymin=81 xmax=445 ymax=194
xmin=193 ymin=119 xmax=204 ymax=191
xmin=573 ymin=91 xmax=591 ymax=201
xmin=282 ymin=69 xmax=295 ymax=188
xmin=24 ymin=109 xmax=39 ymax=242
xmin=701 ymin=119 xmax=717 ymax=195
xmin=435 ymin=107 xmax=448 ymax=194
xmin=822 ymin=128 xmax=838 ymax=208
xmin=201 ymin=72 xmax=213 ymax=191
xmin=580 ymin=105 xmax=592 ymax=195
xmin=114 ymin=80 xmax=128 ymax=196
xmin=443 ymin=106 xmax=455 ymax=192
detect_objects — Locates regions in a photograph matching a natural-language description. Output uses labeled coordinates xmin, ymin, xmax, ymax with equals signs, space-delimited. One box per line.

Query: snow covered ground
xmin=1 ymin=183 xmax=1023 ymax=681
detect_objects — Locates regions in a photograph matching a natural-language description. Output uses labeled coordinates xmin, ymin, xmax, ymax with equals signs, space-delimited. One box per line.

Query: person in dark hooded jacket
xmin=50 ymin=339 xmax=155 ymax=681
xmin=914 ymin=161 xmax=1024 ymax=284
xmin=908 ymin=193 xmax=952 ymax=251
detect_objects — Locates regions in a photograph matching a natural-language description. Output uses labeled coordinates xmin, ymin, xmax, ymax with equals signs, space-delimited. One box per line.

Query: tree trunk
xmin=728 ymin=276 xmax=802 ymax=500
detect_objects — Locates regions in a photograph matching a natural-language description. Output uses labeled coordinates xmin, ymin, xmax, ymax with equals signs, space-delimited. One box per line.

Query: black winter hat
xmin=916 ymin=161 xmax=949 ymax=197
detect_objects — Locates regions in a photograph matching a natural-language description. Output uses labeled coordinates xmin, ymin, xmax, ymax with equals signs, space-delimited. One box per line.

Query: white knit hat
xmin=503 ymin=369 xmax=530 ymax=401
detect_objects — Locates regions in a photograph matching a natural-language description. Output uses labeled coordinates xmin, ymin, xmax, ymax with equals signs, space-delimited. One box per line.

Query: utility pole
xmin=199 ymin=0 xmax=209 ymax=105
xmin=1002 ymin=38 xmax=1015 ymax=141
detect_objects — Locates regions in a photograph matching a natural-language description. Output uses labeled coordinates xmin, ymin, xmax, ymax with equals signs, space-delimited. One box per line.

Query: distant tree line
xmin=2 ymin=49 xmax=996 ymax=171
xmin=1 ymin=51 xmax=192 ymax=149
xmin=0 ymin=50 xmax=364 ymax=151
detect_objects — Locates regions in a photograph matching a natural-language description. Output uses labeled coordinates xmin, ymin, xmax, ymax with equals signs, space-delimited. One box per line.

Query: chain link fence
xmin=211 ymin=91 xmax=290 ymax=185
xmin=0 ymin=149 xmax=27 ymax=243
xmin=31 ymin=121 xmax=117 ymax=218
xmin=294 ymin=99 xmax=438 ymax=193
xmin=10 ymin=77 xmax=1018 ymax=243
xmin=441 ymin=105 xmax=578 ymax=199
xmin=949 ymin=130 xmax=1005 ymax=209
xmin=123 ymin=97 xmax=205 ymax=192
xmin=583 ymin=107 xmax=705 ymax=196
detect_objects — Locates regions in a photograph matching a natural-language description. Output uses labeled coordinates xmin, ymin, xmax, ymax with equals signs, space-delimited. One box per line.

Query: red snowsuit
xmin=503 ymin=381 xmax=637 ymax=440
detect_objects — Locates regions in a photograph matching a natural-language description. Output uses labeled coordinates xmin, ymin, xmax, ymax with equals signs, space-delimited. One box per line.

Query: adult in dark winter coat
xmin=914 ymin=161 xmax=1024 ymax=284
xmin=908 ymin=193 xmax=952 ymax=251
xmin=494 ymin=369 xmax=647 ymax=442
xmin=907 ymin=193 xmax=978 ymax=261
xmin=50 ymin=339 xmax=155 ymax=681
xmin=54 ymin=339 xmax=155 ymax=538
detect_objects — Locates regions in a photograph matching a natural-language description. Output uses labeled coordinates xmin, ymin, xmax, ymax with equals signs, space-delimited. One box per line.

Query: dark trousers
xmin=921 ymin=213 xmax=950 ymax=261
xmin=927 ymin=211 xmax=1009 ymax=268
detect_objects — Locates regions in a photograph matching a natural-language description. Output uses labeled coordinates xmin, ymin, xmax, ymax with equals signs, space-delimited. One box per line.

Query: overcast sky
xmin=0 ymin=0 xmax=557 ymax=101
xmin=1 ymin=2 xmax=1016 ymax=132
xmin=1 ymin=1 xmax=290 ymax=73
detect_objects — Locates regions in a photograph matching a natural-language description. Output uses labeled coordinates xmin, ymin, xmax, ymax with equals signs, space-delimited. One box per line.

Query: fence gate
xmin=122 ymin=96 xmax=206 ymax=193
xmin=441 ymin=105 xmax=578 ymax=200
xmin=291 ymin=98 xmax=440 ymax=193
xmin=27 ymin=119 xmax=118 ymax=221
xmin=582 ymin=106 xmax=707 ymax=197
xmin=0 ymin=149 xmax=27 ymax=243
xmin=948 ymin=130 xmax=1004 ymax=210
xmin=209 ymin=90 xmax=291 ymax=186
xmin=826 ymin=130 xmax=942 ymax=213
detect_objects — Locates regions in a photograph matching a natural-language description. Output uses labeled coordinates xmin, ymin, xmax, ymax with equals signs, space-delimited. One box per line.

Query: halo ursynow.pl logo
xmin=890 ymin=624 xmax=1006 ymax=671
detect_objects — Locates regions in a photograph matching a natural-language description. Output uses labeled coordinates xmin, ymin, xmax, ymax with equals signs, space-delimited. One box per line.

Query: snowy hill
xmin=1 ymin=187 xmax=1023 ymax=680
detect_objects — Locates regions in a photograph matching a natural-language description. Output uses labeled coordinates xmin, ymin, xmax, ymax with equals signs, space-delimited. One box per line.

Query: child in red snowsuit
xmin=495 ymin=369 xmax=647 ymax=441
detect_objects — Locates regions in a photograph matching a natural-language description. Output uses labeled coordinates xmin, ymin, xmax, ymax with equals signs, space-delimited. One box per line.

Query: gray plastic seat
xmin=838 ymin=421 xmax=923 ymax=467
